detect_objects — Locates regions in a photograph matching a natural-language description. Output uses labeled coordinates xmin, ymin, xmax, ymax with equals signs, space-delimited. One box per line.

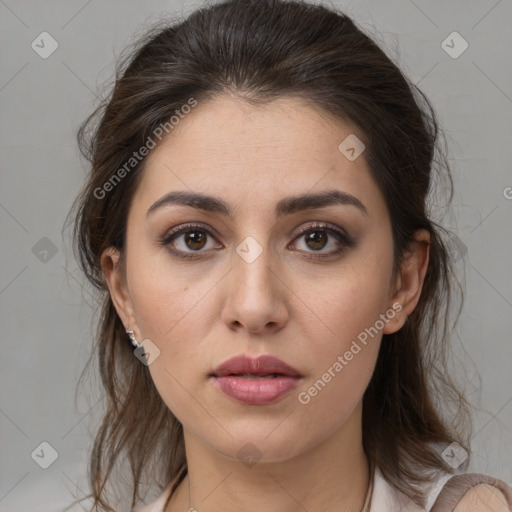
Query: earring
xmin=126 ymin=329 xmax=141 ymax=349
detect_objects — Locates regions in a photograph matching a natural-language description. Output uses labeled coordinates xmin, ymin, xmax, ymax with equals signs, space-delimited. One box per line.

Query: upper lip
xmin=211 ymin=355 xmax=302 ymax=377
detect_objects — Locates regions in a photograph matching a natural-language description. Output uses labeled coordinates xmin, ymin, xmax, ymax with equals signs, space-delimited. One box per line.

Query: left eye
xmin=289 ymin=223 xmax=353 ymax=257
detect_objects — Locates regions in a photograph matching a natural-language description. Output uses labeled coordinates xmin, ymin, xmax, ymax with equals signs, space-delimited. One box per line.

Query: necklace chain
xmin=184 ymin=465 xmax=374 ymax=512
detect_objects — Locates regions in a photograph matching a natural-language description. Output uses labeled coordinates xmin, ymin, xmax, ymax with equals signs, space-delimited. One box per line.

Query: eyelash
xmin=159 ymin=221 xmax=354 ymax=260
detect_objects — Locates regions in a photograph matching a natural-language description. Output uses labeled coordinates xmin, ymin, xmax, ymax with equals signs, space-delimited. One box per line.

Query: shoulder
xmin=431 ymin=473 xmax=512 ymax=512
xmin=370 ymin=464 xmax=512 ymax=512
xmin=452 ymin=484 xmax=510 ymax=512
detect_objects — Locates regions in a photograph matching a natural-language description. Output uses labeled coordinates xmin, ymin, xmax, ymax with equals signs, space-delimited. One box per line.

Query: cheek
xmin=294 ymin=296 xmax=384 ymax=448
xmin=126 ymin=254 xmax=216 ymax=405
xmin=307 ymin=253 xmax=393 ymax=358
xmin=127 ymin=251 xmax=210 ymax=342
xmin=295 ymin=251 xmax=392 ymax=415
xmin=129 ymin=266 xmax=211 ymax=425
xmin=301 ymin=289 xmax=383 ymax=408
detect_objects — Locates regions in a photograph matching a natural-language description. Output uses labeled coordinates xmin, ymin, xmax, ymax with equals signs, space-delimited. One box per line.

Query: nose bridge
xmin=222 ymin=231 xmax=287 ymax=333
xmin=233 ymin=233 xmax=276 ymax=297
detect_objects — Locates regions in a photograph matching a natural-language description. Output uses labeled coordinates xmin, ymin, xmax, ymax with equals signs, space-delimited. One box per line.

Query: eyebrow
xmin=146 ymin=189 xmax=368 ymax=219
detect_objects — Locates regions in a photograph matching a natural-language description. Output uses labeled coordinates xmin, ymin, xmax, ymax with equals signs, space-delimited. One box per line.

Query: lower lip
xmin=212 ymin=375 xmax=301 ymax=405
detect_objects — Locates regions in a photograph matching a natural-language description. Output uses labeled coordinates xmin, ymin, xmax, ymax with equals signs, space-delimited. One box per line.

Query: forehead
xmin=131 ymin=94 xmax=387 ymax=221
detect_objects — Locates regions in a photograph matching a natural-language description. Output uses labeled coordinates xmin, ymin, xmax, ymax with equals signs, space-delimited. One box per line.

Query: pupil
xmin=186 ymin=232 xmax=206 ymax=250
xmin=307 ymin=231 xmax=326 ymax=250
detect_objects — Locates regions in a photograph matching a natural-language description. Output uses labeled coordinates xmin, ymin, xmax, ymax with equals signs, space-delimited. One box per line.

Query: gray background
xmin=1 ymin=0 xmax=511 ymax=510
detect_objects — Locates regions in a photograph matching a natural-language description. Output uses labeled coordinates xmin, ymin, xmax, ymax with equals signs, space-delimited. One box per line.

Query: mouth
xmin=210 ymin=355 xmax=303 ymax=405
xmin=211 ymin=354 xmax=303 ymax=378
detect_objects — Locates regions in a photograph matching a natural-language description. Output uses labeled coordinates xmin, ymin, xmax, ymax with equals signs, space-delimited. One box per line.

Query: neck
xmin=166 ymin=403 xmax=370 ymax=512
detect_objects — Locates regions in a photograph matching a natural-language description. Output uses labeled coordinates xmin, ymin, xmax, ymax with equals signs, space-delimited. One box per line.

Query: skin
xmin=102 ymin=94 xmax=430 ymax=512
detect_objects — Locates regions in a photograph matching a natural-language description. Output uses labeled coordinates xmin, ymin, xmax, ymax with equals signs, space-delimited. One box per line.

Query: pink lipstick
xmin=210 ymin=354 xmax=302 ymax=405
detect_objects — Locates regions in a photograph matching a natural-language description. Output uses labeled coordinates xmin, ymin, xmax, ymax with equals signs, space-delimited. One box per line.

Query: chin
xmin=204 ymin=426 xmax=312 ymax=465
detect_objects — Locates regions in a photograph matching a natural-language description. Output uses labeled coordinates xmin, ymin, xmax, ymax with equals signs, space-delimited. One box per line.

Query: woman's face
xmin=104 ymin=94 xmax=418 ymax=463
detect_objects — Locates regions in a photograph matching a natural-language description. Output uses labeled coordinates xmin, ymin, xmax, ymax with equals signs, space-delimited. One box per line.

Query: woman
xmin=65 ymin=0 xmax=512 ymax=511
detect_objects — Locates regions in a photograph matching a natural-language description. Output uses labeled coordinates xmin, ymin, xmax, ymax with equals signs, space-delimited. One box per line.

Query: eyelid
xmin=291 ymin=221 xmax=352 ymax=243
xmin=161 ymin=222 xmax=219 ymax=242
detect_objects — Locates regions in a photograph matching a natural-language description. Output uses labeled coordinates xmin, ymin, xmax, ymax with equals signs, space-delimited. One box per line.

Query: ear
xmin=383 ymin=229 xmax=430 ymax=335
xmin=101 ymin=246 xmax=139 ymax=337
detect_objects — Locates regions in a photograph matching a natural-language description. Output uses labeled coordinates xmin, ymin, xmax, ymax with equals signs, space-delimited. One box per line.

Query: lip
xmin=210 ymin=355 xmax=303 ymax=405
xmin=212 ymin=354 xmax=302 ymax=378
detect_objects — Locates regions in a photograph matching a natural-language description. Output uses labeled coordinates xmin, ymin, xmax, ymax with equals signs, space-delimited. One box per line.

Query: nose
xmin=220 ymin=242 xmax=289 ymax=336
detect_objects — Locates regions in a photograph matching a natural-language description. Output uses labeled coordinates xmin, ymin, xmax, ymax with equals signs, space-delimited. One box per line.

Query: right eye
xmin=160 ymin=223 xmax=222 ymax=259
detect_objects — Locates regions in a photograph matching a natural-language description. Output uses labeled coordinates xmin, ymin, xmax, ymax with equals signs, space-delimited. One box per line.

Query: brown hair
xmin=64 ymin=0 xmax=471 ymax=510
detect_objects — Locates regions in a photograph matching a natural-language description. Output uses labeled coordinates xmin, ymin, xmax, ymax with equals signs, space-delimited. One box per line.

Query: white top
xmin=370 ymin=465 xmax=452 ymax=511
xmin=133 ymin=465 xmax=453 ymax=512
